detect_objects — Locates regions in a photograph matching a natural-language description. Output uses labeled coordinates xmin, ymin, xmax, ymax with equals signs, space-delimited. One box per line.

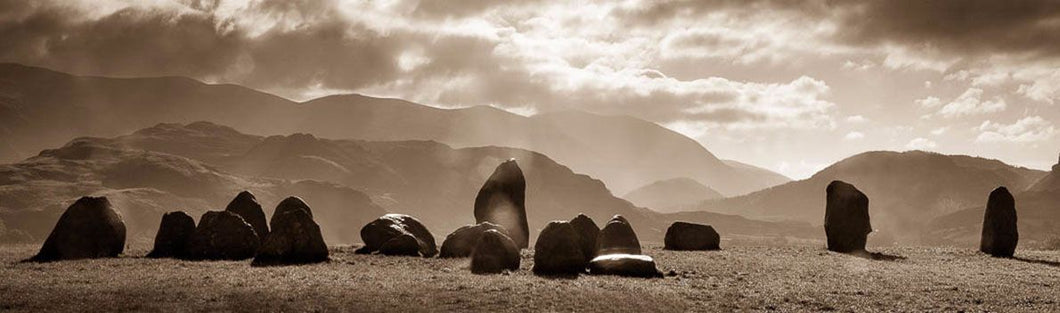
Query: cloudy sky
xmin=2 ymin=0 xmax=1058 ymax=179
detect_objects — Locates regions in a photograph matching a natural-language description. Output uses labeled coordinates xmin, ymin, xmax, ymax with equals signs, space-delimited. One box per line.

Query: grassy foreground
xmin=2 ymin=240 xmax=1059 ymax=312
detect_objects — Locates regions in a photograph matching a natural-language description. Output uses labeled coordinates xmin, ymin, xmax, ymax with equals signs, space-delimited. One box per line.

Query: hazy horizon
xmin=3 ymin=0 xmax=1059 ymax=179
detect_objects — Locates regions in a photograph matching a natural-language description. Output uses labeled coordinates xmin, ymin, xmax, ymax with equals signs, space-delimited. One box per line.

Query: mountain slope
xmin=623 ymin=177 xmax=723 ymax=212
xmin=0 ymin=63 xmax=788 ymax=196
xmin=696 ymin=151 xmax=1048 ymax=244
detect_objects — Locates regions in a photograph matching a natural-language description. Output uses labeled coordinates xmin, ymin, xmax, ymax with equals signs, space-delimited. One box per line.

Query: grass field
xmin=2 ymin=240 xmax=1059 ymax=312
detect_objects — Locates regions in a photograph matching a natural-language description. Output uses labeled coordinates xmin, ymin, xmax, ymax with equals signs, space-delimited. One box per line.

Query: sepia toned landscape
xmin=2 ymin=1 xmax=1060 ymax=312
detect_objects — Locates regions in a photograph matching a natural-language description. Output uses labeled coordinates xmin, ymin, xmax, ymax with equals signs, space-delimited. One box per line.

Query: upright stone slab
xmin=569 ymin=214 xmax=600 ymax=260
xmin=357 ymin=214 xmax=437 ymax=257
xmin=439 ymin=222 xmax=510 ymax=258
xmin=596 ymin=215 xmax=641 ymax=255
xmin=664 ymin=221 xmax=720 ymax=251
xmin=824 ymin=180 xmax=872 ymax=253
xmin=147 ymin=211 xmax=196 ymax=258
xmin=184 ymin=211 xmax=259 ymax=260
xmin=533 ymin=221 xmax=586 ymax=275
xmin=474 ymin=159 xmax=529 ymax=249
xmin=980 ymin=187 xmax=1018 ymax=257
xmin=470 ymin=229 xmax=520 ymax=274
xmin=225 ymin=191 xmax=269 ymax=242
xmin=253 ymin=206 xmax=328 ymax=266
xmin=33 ymin=196 xmax=126 ymax=261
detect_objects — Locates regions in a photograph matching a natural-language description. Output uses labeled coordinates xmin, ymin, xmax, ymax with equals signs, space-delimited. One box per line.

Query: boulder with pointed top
xmin=474 ymin=159 xmax=530 ymax=249
xmin=470 ymin=229 xmax=520 ymax=274
xmin=533 ymin=221 xmax=586 ymax=275
xmin=588 ymin=254 xmax=663 ymax=278
xmin=253 ymin=206 xmax=328 ymax=266
xmin=980 ymin=187 xmax=1018 ymax=257
xmin=664 ymin=221 xmax=720 ymax=251
xmin=356 ymin=214 xmax=437 ymax=257
xmin=439 ymin=222 xmax=510 ymax=258
xmin=147 ymin=211 xmax=195 ymax=258
xmin=569 ymin=214 xmax=600 ymax=260
xmin=33 ymin=196 xmax=126 ymax=261
xmin=824 ymin=180 xmax=872 ymax=253
xmin=225 ymin=191 xmax=269 ymax=242
xmin=275 ymin=196 xmax=313 ymax=218
xmin=184 ymin=211 xmax=259 ymax=260
xmin=596 ymin=215 xmax=641 ymax=255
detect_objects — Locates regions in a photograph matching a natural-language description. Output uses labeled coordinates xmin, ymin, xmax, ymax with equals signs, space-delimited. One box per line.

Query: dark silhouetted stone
xmin=253 ymin=207 xmax=328 ymax=266
xmin=824 ymin=180 xmax=872 ymax=253
xmin=980 ymin=187 xmax=1018 ymax=257
xmin=664 ymin=221 xmax=720 ymax=251
xmin=33 ymin=196 xmax=126 ymax=261
xmin=225 ymin=191 xmax=268 ymax=242
xmin=357 ymin=214 xmax=437 ymax=257
xmin=596 ymin=215 xmax=641 ymax=255
xmin=533 ymin=221 xmax=585 ymax=275
xmin=470 ymin=229 xmax=520 ymax=274
xmin=184 ymin=211 xmax=259 ymax=260
xmin=274 ymin=196 xmax=313 ymax=218
xmin=379 ymin=234 xmax=421 ymax=256
xmin=569 ymin=214 xmax=600 ymax=260
xmin=474 ymin=159 xmax=529 ymax=249
xmin=588 ymin=254 xmax=663 ymax=278
xmin=439 ymin=222 xmax=509 ymax=258
xmin=147 ymin=211 xmax=195 ymax=258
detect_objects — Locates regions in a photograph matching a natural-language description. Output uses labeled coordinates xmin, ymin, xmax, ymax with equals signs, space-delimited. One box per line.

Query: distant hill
xmin=695 ymin=151 xmax=1048 ymax=244
xmin=623 ymin=178 xmax=723 ymax=212
xmin=0 ymin=63 xmax=789 ymax=196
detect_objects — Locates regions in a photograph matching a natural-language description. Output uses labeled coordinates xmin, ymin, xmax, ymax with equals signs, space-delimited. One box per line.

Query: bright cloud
xmin=977 ymin=116 xmax=1058 ymax=143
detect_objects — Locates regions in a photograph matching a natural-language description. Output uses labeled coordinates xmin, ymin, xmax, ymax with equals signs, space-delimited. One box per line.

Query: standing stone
xmin=532 ymin=221 xmax=586 ymax=275
xmin=184 ymin=211 xmax=260 ymax=260
xmin=253 ymin=206 xmax=328 ymax=266
xmin=225 ymin=191 xmax=269 ymax=242
xmin=470 ymin=229 xmax=520 ymax=274
xmin=588 ymin=254 xmax=663 ymax=278
xmin=356 ymin=214 xmax=437 ymax=257
xmin=33 ymin=196 xmax=126 ymax=261
xmin=474 ymin=159 xmax=530 ymax=249
xmin=147 ymin=211 xmax=196 ymax=258
xmin=596 ymin=215 xmax=641 ymax=255
xmin=569 ymin=214 xmax=600 ymax=260
xmin=664 ymin=221 xmax=720 ymax=251
xmin=439 ymin=222 xmax=510 ymax=258
xmin=980 ymin=187 xmax=1018 ymax=257
xmin=275 ymin=196 xmax=313 ymax=218
xmin=824 ymin=180 xmax=872 ymax=253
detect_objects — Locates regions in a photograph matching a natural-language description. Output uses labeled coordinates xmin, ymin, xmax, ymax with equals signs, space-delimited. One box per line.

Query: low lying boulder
xmin=357 ymin=214 xmax=437 ymax=257
xmin=225 ymin=191 xmax=269 ymax=242
xmin=252 ymin=206 xmax=328 ymax=266
xmin=470 ymin=229 xmax=520 ymax=274
xmin=439 ymin=222 xmax=509 ymax=258
xmin=33 ymin=196 xmax=126 ymax=261
xmin=588 ymin=254 xmax=663 ymax=278
xmin=980 ymin=186 xmax=1018 ymax=258
xmin=147 ymin=211 xmax=196 ymax=258
xmin=533 ymin=221 xmax=586 ymax=275
xmin=664 ymin=222 xmax=720 ymax=251
xmin=379 ymin=234 xmax=422 ymax=256
xmin=569 ymin=214 xmax=600 ymax=260
xmin=184 ymin=211 xmax=260 ymax=260
xmin=596 ymin=215 xmax=641 ymax=255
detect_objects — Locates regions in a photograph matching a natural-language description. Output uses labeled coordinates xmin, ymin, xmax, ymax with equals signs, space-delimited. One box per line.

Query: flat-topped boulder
xmin=470 ymin=229 xmax=520 ymax=274
xmin=147 ymin=211 xmax=195 ymax=258
xmin=357 ymin=214 xmax=437 ymax=257
xmin=184 ymin=211 xmax=260 ymax=260
xmin=533 ymin=221 xmax=585 ymax=276
xmin=225 ymin=191 xmax=269 ymax=242
xmin=33 ymin=196 xmax=126 ymax=261
xmin=474 ymin=159 xmax=529 ymax=249
xmin=980 ymin=186 xmax=1018 ymax=258
xmin=588 ymin=254 xmax=663 ymax=278
xmin=824 ymin=180 xmax=871 ymax=253
xmin=439 ymin=222 xmax=509 ymax=258
xmin=596 ymin=215 xmax=641 ymax=255
xmin=664 ymin=222 xmax=720 ymax=251
xmin=253 ymin=206 xmax=328 ymax=266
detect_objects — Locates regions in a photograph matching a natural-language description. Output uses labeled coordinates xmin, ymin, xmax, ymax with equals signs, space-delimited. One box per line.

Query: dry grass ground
xmin=2 ymin=240 xmax=1059 ymax=312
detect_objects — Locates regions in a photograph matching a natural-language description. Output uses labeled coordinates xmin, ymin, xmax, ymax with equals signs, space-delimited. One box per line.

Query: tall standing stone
xmin=569 ymin=214 xmax=600 ymax=260
xmin=147 ymin=211 xmax=196 ymax=258
xmin=980 ymin=187 xmax=1018 ymax=257
xmin=33 ymin=196 xmax=126 ymax=261
xmin=596 ymin=215 xmax=641 ymax=255
xmin=474 ymin=159 xmax=529 ymax=249
xmin=824 ymin=180 xmax=871 ymax=253
xmin=225 ymin=191 xmax=269 ymax=242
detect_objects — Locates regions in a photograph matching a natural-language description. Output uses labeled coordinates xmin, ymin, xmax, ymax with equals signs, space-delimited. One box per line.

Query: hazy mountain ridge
xmin=624 ymin=177 xmax=723 ymax=212
xmin=694 ymin=150 xmax=1048 ymax=244
xmin=0 ymin=63 xmax=789 ymax=196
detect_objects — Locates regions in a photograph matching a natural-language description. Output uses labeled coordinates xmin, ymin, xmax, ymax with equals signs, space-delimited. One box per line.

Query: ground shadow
xmin=847 ymin=250 xmax=907 ymax=261
xmin=1012 ymin=256 xmax=1060 ymax=268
